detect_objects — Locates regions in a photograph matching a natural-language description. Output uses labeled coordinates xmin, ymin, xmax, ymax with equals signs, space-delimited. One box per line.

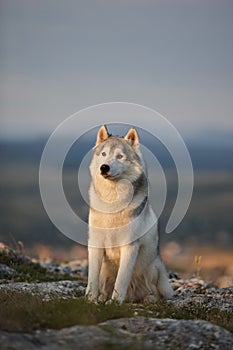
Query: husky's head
xmin=90 ymin=125 xmax=145 ymax=182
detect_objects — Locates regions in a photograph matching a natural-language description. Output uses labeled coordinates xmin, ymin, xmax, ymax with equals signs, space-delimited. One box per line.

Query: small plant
xmin=194 ymin=255 xmax=202 ymax=279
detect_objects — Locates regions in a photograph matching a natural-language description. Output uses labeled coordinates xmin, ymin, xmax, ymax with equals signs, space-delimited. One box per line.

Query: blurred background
xmin=0 ymin=0 xmax=232 ymax=286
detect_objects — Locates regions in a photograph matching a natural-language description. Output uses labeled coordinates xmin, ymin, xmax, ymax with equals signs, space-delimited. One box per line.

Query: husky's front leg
xmin=86 ymin=247 xmax=104 ymax=302
xmin=112 ymin=244 xmax=139 ymax=304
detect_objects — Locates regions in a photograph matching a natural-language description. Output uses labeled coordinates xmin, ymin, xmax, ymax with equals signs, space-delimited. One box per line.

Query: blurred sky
xmin=0 ymin=0 xmax=233 ymax=139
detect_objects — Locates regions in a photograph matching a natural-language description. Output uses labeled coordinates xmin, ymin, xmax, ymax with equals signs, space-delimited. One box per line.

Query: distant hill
xmin=0 ymin=129 xmax=232 ymax=249
xmin=0 ymin=129 xmax=232 ymax=171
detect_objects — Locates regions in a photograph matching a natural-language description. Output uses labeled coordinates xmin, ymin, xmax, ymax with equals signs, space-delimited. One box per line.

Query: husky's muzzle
xmin=100 ymin=164 xmax=110 ymax=177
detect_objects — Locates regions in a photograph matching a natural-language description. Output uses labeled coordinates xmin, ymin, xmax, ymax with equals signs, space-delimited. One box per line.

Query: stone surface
xmin=0 ymin=317 xmax=232 ymax=350
xmin=1 ymin=243 xmax=232 ymax=349
xmin=0 ymin=243 xmax=33 ymax=266
xmin=0 ymin=280 xmax=86 ymax=300
xmin=0 ymin=242 xmax=88 ymax=278
xmin=169 ymin=278 xmax=233 ymax=314
xmin=0 ymin=263 xmax=17 ymax=278
xmin=40 ymin=260 xmax=88 ymax=277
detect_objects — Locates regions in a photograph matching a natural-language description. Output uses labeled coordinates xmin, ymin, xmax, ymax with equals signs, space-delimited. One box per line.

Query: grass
xmin=0 ymin=290 xmax=232 ymax=334
xmin=0 ymin=290 xmax=133 ymax=332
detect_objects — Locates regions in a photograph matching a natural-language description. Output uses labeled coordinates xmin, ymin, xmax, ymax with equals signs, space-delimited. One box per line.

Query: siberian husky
xmin=86 ymin=125 xmax=174 ymax=304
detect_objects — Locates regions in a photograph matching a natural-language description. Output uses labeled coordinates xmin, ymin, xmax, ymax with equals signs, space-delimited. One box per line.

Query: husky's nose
xmin=100 ymin=164 xmax=110 ymax=174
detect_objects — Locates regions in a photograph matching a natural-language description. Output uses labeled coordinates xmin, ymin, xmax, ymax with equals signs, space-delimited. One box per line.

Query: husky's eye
xmin=101 ymin=152 xmax=106 ymax=157
xmin=117 ymin=154 xmax=123 ymax=160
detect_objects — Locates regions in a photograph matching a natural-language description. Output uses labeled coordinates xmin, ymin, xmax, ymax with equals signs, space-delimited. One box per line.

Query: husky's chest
xmin=104 ymin=247 xmax=121 ymax=266
xmin=89 ymin=207 xmax=133 ymax=229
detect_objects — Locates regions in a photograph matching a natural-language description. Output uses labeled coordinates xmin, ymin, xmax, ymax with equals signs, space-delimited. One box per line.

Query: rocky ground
xmin=0 ymin=243 xmax=232 ymax=349
xmin=1 ymin=317 xmax=232 ymax=350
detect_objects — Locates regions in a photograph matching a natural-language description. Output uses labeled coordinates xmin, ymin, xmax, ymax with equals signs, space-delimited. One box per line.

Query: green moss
xmin=0 ymin=290 xmax=134 ymax=332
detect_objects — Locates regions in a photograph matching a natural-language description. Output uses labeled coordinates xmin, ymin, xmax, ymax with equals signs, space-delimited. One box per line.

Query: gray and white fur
xmin=86 ymin=125 xmax=174 ymax=304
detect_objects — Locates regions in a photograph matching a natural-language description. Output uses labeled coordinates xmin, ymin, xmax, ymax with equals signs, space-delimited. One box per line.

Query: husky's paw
xmin=105 ymin=298 xmax=121 ymax=305
xmin=85 ymin=290 xmax=98 ymax=303
xmin=110 ymin=290 xmax=124 ymax=305
xmin=158 ymin=276 xmax=174 ymax=300
xmin=143 ymin=294 xmax=159 ymax=305
xmin=86 ymin=295 xmax=98 ymax=304
xmin=161 ymin=285 xmax=174 ymax=300
xmin=98 ymin=294 xmax=107 ymax=303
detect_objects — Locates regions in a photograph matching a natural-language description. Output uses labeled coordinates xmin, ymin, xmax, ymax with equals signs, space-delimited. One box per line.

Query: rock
xmin=0 ymin=264 xmax=18 ymax=278
xmin=101 ymin=317 xmax=233 ymax=349
xmin=169 ymin=278 xmax=233 ymax=313
xmin=0 ymin=243 xmax=33 ymax=266
xmin=0 ymin=280 xmax=86 ymax=300
xmin=0 ymin=317 xmax=232 ymax=350
xmin=0 ymin=325 xmax=109 ymax=350
xmin=0 ymin=242 xmax=88 ymax=280
xmin=40 ymin=261 xmax=88 ymax=277
xmin=1 ymin=243 xmax=232 ymax=349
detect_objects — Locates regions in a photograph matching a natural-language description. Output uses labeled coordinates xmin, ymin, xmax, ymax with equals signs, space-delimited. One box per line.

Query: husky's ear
xmin=124 ymin=128 xmax=139 ymax=147
xmin=96 ymin=125 xmax=109 ymax=145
